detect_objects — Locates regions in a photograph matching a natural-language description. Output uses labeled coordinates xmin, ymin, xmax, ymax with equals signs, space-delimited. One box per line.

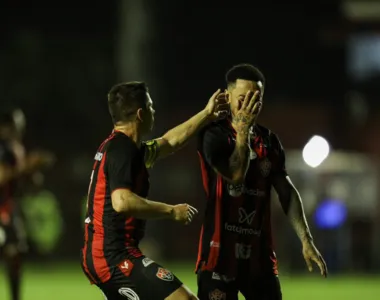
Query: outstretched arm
xmin=143 ymin=89 xmax=229 ymax=168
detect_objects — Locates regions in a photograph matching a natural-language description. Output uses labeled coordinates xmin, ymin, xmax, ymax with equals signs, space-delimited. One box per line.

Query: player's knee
xmin=165 ymin=285 xmax=198 ymax=300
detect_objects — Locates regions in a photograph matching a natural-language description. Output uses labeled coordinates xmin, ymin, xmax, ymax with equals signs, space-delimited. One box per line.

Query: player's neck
xmin=114 ymin=123 xmax=142 ymax=147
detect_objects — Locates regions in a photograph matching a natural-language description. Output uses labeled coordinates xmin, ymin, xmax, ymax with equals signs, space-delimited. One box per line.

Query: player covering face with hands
xmin=196 ymin=64 xmax=327 ymax=300
xmin=81 ymin=81 xmax=228 ymax=300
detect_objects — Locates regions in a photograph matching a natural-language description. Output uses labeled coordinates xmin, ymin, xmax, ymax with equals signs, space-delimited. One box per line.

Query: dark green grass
xmin=0 ymin=262 xmax=379 ymax=300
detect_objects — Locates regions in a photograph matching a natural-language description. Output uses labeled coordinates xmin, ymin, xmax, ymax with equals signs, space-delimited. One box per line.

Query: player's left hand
xmin=302 ymin=239 xmax=328 ymax=277
xmin=204 ymin=89 xmax=230 ymax=120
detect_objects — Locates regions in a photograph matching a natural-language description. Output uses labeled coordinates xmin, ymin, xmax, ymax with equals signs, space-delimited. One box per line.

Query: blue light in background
xmin=314 ymin=199 xmax=348 ymax=229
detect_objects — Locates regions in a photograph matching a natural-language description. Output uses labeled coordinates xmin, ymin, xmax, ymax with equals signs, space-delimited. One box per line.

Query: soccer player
xmin=196 ymin=64 xmax=328 ymax=300
xmin=0 ymin=109 xmax=54 ymax=300
xmin=81 ymin=81 xmax=229 ymax=300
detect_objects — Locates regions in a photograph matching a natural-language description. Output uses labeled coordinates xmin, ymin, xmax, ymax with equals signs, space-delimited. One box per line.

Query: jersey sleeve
xmin=199 ymin=124 xmax=234 ymax=168
xmin=271 ymin=133 xmax=288 ymax=177
xmin=106 ymin=139 xmax=141 ymax=192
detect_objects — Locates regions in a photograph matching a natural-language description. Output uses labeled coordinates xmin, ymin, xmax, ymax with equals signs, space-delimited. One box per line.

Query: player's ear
xmin=136 ymin=108 xmax=144 ymax=122
xmin=225 ymin=89 xmax=231 ymax=103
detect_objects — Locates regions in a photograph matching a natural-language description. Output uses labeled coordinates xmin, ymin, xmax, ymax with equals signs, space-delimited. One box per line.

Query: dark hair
xmin=225 ymin=64 xmax=265 ymax=88
xmin=107 ymin=81 xmax=149 ymax=124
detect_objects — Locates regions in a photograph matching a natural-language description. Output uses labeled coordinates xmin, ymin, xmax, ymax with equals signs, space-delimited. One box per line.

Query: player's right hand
xmin=171 ymin=204 xmax=198 ymax=225
xmin=232 ymin=90 xmax=262 ymax=133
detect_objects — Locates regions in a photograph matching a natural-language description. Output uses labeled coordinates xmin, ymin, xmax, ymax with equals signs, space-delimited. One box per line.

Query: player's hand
xmin=204 ymin=89 xmax=230 ymax=120
xmin=302 ymin=239 xmax=328 ymax=277
xmin=231 ymin=90 xmax=262 ymax=133
xmin=171 ymin=204 xmax=198 ymax=225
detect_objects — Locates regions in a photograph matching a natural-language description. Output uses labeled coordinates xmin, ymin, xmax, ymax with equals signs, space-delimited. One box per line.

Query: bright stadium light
xmin=302 ymin=135 xmax=330 ymax=168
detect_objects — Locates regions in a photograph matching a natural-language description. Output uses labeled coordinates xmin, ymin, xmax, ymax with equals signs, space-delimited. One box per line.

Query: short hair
xmin=107 ymin=81 xmax=149 ymax=124
xmin=225 ymin=64 xmax=265 ymax=88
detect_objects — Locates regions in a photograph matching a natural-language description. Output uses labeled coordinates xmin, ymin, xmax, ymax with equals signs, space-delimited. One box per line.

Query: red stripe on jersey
xmin=91 ymin=152 xmax=111 ymax=282
xmin=205 ymin=175 xmax=223 ymax=270
xmin=195 ymin=152 xmax=209 ymax=271
xmin=82 ymin=223 xmax=97 ymax=284
xmin=195 ymin=225 xmax=204 ymax=272
xmin=198 ymin=151 xmax=210 ymax=198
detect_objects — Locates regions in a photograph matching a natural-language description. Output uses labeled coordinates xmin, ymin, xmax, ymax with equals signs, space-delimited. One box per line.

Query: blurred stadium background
xmin=1 ymin=0 xmax=380 ymax=299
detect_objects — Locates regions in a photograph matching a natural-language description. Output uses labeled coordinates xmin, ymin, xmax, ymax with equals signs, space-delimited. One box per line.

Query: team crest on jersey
xmin=156 ymin=267 xmax=174 ymax=281
xmin=209 ymin=289 xmax=226 ymax=300
xmin=259 ymin=157 xmax=271 ymax=177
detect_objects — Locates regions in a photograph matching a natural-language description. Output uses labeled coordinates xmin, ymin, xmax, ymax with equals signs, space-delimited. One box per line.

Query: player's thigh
xmin=165 ymin=284 xmax=198 ymax=300
xmin=239 ymin=274 xmax=282 ymax=300
xmin=197 ymin=270 xmax=238 ymax=300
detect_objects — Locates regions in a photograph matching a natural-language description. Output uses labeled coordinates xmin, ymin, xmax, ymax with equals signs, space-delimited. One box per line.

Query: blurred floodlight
xmin=302 ymin=135 xmax=330 ymax=168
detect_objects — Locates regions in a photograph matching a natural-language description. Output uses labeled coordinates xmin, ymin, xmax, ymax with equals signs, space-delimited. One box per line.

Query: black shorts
xmin=97 ymin=256 xmax=183 ymax=300
xmin=197 ymin=270 xmax=282 ymax=300
xmin=0 ymin=212 xmax=28 ymax=255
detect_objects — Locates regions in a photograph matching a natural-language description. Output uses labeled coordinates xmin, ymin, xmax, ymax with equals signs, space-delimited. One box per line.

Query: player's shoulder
xmin=256 ymin=124 xmax=280 ymax=140
xmin=256 ymin=124 xmax=283 ymax=149
xmin=106 ymin=132 xmax=140 ymax=155
xmin=199 ymin=119 xmax=230 ymax=138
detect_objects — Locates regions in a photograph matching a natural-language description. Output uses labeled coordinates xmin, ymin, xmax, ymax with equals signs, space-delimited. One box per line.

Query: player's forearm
xmin=227 ymin=132 xmax=250 ymax=183
xmin=284 ymin=188 xmax=313 ymax=243
xmin=157 ymin=109 xmax=210 ymax=158
xmin=112 ymin=190 xmax=173 ymax=219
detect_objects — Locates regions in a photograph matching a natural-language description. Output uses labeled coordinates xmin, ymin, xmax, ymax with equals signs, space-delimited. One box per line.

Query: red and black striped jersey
xmin=81 ymin=130 xmax=158 ymax=284
xmin=196 ymin=119 xmax=287 ymax=278
xmin=0 ymin=139 xmax=17 ymax=218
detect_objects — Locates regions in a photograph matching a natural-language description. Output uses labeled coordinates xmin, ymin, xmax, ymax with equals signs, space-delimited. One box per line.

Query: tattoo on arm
xmin=284 ymin=188 xmax=313 ymax=242
xmin=232 ymin=113 xmax=250 ymax=134
xmin=226 ymin=132 xmax=250 ymax=182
